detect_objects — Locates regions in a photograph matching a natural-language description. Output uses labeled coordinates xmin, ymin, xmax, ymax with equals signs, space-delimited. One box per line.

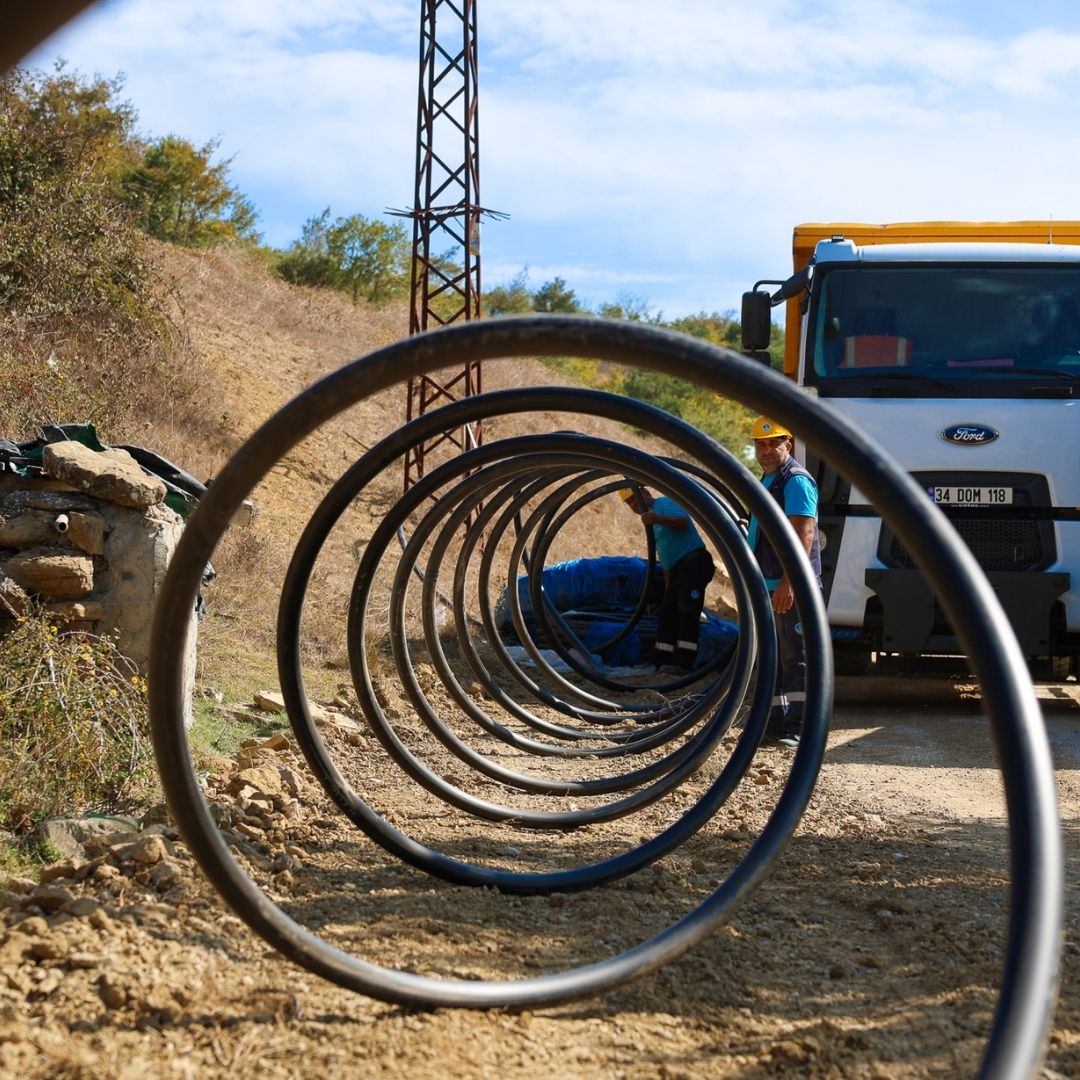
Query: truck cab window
xmin=808 ymin=264 xmax=1080 ymax=390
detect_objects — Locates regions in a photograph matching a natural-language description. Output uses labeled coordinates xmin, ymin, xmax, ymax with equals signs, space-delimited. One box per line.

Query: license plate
xmin=928 ymin=485 xmax=1013 ymax=507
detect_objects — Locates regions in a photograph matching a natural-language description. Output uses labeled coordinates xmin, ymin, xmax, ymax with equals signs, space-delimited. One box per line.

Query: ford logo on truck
xmin=940 ymin=423 xmax=999 ymax=446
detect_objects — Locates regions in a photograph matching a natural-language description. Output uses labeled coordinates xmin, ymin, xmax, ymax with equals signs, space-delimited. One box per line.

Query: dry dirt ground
xmin=1 ymin=248 xmax=1077 ymax=1077
xmin=0 ymin=676 xmax=1078 ymax=1079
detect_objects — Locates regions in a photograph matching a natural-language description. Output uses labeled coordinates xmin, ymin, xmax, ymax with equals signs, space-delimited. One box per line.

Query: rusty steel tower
xmin=397 ymin=0 xmax=502 ymax=493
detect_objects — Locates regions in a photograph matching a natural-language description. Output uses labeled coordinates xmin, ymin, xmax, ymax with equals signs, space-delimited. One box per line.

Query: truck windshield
xmin=807 ymin=263 xmax=1080 ymax=394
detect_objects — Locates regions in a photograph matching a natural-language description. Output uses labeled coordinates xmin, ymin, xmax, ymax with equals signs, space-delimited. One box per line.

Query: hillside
xmin=149 ymin=242 xmax=737 ymax=694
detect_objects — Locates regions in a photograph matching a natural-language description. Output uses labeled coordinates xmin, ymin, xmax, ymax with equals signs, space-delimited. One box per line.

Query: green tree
xmin=17 ymin=61 xmax=138 ymax=181
xmin=274 ymin=208 xmax=338 ymax=288
xmin=597 ymin=293 xmax=656 ymax=323
xmin=484 ymin=268 xmax=533 ymax=316
xmin=123 ymin=134 xmax=259 ymax=247
xmin=326 ymin=214 xmax=408 ymax=303
xmin=275 ymin=210 xmax=409 ymax=303
xmin=0 ymin=64 xmax=179 ymax=439
xmin=533 ymin=276 xmax=581 ymax=313
xmin=666 ymin=311 xmax=735 ymax=345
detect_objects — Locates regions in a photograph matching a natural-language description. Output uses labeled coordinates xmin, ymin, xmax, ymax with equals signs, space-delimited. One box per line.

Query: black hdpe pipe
xmin=149 ymin=317 xmax=1059 ymax=1080
xmin=286 ymin=421 xmax=776 ymax=886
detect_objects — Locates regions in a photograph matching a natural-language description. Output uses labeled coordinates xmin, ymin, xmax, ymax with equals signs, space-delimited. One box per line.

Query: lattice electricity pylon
xmin=390 ymin=0 xmax=507 ymax=495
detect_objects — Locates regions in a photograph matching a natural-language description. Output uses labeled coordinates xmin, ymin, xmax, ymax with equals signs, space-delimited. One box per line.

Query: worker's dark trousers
xmin=652 ymin=548 xmax=715 ymax=668
xmin=767 ymin=605 xmax=807 ymax=737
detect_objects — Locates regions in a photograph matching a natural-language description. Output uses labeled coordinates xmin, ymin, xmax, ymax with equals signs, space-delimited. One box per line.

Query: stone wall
xmin=0 ymin=441 xmax=195 ymax=726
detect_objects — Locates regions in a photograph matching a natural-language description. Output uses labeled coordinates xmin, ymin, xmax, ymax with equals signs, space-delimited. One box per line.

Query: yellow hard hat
xmin=617 ymin=488 xmax=636 ymax=502
xmin=752 ymin=417 xmax=793 ymax=440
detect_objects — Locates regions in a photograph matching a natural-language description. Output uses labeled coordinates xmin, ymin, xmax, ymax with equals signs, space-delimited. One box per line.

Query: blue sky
xmin=23 ymin=0 xmax=1080 ymax=319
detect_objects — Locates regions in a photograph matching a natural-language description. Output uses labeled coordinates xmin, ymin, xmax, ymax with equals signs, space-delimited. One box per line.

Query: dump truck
xmin=742 ymin=221 xmax=1080 ymax=676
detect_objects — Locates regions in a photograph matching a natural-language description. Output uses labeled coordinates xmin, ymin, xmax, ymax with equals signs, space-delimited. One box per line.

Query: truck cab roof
xmin=813 ymin=237 xmax=1080 ymax=265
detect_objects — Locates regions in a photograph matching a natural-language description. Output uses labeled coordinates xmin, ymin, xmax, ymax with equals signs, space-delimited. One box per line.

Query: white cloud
xmin=22 ymin=0 xmax=1080 ymax=314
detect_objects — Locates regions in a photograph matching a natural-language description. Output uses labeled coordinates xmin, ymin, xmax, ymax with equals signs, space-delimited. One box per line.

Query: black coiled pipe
xmin=148 ymin=316 xmax=1060 ymax=1080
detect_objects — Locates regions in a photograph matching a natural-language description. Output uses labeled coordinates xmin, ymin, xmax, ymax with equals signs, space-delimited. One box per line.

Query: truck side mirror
xmin=741 ymin=290 xmax=772 ymax=351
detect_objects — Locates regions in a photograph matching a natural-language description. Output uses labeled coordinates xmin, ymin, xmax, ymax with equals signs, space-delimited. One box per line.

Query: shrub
xmin=0 ymin=65 xmax=188 ymax=442
xmin=0 ymin=606 xmax=156 ymax=832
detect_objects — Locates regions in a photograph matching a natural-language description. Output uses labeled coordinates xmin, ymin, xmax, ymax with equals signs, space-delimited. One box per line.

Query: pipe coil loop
xmin=149 ymin=316 xmax=1060 ymax=1079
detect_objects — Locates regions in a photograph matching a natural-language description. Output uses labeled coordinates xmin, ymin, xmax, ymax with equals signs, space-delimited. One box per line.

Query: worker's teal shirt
xmin=650 ymin=496 xmax=705 ymax=570
xmin=746 ymin=472 xmax=818 ymax=591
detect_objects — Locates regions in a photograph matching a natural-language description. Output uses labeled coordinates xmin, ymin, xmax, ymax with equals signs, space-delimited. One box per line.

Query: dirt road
xmin=1 ymin=675 xmax=1077 ymax=1079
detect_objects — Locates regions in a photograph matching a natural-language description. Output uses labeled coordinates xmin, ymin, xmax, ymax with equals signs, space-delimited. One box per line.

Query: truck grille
xmin=879 ymin=471 xmax=1055 ymax=574
xmin=888 ymin=518 xmax=1045 ymax=572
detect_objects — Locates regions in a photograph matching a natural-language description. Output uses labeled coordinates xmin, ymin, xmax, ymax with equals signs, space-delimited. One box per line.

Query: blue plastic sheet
xmin=496 ymin=556 xmax=738 ymax=670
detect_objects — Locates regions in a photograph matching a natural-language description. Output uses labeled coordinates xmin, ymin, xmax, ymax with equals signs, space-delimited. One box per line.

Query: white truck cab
xmin=743 ymin=224 xmax=1080 ymax=677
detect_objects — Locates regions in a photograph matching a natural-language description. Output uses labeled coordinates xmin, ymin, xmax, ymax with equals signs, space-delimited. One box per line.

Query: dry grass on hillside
xmin=150 ymin=244 xmax=737 ymax=700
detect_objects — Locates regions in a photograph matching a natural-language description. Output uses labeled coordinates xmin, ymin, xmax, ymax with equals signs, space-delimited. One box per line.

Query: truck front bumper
xmin=864 ymin=568 xmax=1071 ymax=656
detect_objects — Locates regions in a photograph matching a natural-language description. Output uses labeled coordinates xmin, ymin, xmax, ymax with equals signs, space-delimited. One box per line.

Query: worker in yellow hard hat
xmin=750 ymin=416 xmax=793 ymax=441
xmin=747 ymin=418 xmax=821 ymax=749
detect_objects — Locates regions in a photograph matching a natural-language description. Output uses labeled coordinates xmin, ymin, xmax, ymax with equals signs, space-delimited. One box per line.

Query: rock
xmin=27 ymin=938 xmax=64 ymax=961
xmin=87 ymin=907 xmax=113 ymax=932
xmin=0 ymin=508 xmax=106 ymax=555
xmin=43 ymin=442 xmax=166 ymax=509
xmin=231 ymin=498 xmax=257 ymax=528
xmin=277 ymin=765 xmax=304 ymax=797
xmin=319 ymin=712 xmax=365 ymax=739
xmin=43 ymin=599 xmax=104 ymax=623
xmin=91 ymin=501 xmax=190 ymax=687
xmin=226 ymin=766 xmax=284 ymax=799
xmin=60 ymin=896 xmax=101 ymax=918
xmin=98 ymin=973 xmax=127 ymax=1009
xmin=2 ymin=549 xmax=93 ymax=599
xmin=24 ymin=884 xmax=75 ymax=912
xmin=768 ymin=1040 xmax=811 ymax=1066
xmin=38 ymin=860 xmax=90 ymax=883
xmin=139 ymin=803 xmax=172 ymax=828
xmin=147 ymin=862 xmax=183 ymax=890
xmin=115 ymin=834 xmax=169 ymax=867
xmin=0 ymin=488 xmax=96 ymax=512
xmin=235 ymin=746 xmax=276 ymax=770
xmin=0 ymin=511 xmax=59 ymax=549
xmin=64 ymin=511 xmax=107 ymax=555
xmin=253 ymin=690 xmax=287 ymax=713
xmin=67 ymin=952 xmax=104 ymax=970
xmin=36 ymin=817 xmax=138 ymax=861
xmin=11 ymin=915 xmax=48 ymax=937
xmin=0 ymin=571 xmax=28 ymax=614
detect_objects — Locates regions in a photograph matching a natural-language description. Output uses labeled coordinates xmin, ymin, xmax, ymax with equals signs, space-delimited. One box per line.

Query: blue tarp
xmin=496 ymin=555 xmax=739 ymax=670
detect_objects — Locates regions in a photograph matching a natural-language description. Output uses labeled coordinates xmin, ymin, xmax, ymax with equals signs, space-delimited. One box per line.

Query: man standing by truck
xmin=747 ymin=418 xmax=822 ymax=748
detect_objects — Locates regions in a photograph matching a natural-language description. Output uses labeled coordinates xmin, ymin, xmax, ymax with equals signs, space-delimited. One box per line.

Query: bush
xmin=0 ymin=65 xmax=188 ymax=442
xmin=0 ymin=606 xmax=156 ymax=832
